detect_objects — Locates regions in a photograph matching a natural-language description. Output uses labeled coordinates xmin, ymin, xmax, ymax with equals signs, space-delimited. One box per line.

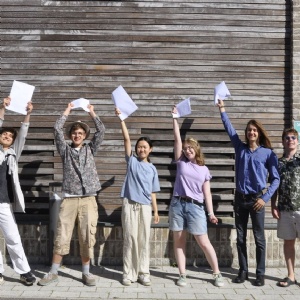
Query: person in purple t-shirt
xmin=217 ymin=99 xmax=279 ymax=287
xmin=169 ymin=106 xmax=224 ymax=288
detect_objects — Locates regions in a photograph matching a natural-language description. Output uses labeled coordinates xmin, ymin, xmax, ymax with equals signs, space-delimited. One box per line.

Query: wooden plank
xmin=0 ymin=0 xmax=290 ymax=221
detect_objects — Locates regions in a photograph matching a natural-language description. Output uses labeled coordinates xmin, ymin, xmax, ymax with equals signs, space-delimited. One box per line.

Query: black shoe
xmin=254 ymin=275 xmax=265 ymax=286
xmin=234 ymin=270 xmax=248 ymax=283
xmin=0 ymin=273 xmax=3 ymax=283
xmin=20 ymin=272 xmax=36 ymax=286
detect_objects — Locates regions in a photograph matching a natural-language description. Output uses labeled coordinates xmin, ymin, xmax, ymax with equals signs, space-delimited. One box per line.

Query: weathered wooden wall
xmin=0 ymin=0 xmax=291 ymax=223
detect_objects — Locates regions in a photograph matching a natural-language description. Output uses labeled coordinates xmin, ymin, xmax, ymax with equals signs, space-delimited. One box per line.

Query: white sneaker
xmin=122 ymin=275 xmax=132 ymax=286
xmin=38 ymin=272 xmax=58 ymax=286
xmin=82 ymin=273 xmax=96 ymax=286
xmin=176 ymin=274 xmax=187 ymax=287
xmin=138 ymin=274 xmax=151 ymax=286
xmin=213 ymin=273 xmax=224 ymax=287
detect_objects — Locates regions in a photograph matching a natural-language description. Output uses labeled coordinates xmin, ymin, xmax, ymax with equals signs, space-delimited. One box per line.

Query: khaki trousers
xmin=54 ymin=196 xmax=98 ymax=258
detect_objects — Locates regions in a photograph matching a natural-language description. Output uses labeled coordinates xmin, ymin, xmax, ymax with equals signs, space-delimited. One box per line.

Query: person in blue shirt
xmin=115 ymin=108 xmax=160 ymax=287
xmin=217 ymin=99 xmax=279 ymax=286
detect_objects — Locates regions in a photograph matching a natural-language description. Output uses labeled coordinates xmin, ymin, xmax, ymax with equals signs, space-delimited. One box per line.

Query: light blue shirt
xmin=221 ymin=112 xmax=279 ymax=202
xmin=121 ymin=154 xmax=160 ymax=205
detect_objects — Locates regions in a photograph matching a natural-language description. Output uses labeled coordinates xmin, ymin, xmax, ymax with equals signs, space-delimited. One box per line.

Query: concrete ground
xmin=0 ymin=263 xmax=299 ymax=300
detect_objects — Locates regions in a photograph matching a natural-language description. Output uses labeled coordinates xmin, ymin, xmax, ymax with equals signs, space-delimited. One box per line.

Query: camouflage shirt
xmin=277 ymin=153 xmax=300 ymax=211
xmin=54 ymin=114 xmax=105 ymax=195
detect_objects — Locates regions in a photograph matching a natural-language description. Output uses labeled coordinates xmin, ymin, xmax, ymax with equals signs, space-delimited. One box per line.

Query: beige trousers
xmin=122 ymin=198 xmax=152 ymax=281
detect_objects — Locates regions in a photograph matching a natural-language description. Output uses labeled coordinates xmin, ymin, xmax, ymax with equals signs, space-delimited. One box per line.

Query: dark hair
xmin=0 ymin=127 xmax=18 ymax=143
xmin=71 ymin=123 xmax=86 ymax=133
xmin=183 ymin=137 xmax=205 ymax=166
xmin=135 ymin=136 xmax=153 ymax=162
xmin=281 ymin=127 xmax=298 ymax=140
xmin=244 ymin=119 xmax=272 ymax=149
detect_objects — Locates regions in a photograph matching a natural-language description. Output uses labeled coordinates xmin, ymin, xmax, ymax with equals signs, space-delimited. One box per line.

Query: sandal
xmin=277 ymin=277 xmax=297 ymax=287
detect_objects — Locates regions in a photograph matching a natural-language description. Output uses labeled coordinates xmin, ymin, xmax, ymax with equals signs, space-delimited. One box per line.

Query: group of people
xmin=0 ymin=96 xmax=299 ymax=289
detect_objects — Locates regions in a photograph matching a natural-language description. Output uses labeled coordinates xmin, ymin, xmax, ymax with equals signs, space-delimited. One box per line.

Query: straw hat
xmin=65 ymin=120 xmax=90 ymax=139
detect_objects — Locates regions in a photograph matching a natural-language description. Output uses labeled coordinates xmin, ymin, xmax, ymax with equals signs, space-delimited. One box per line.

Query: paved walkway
xmin=0 ymin=264 xmax=299 ymax=300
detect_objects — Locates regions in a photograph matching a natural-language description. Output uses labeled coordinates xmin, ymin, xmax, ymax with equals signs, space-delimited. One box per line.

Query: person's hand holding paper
xmin=214 ymin=81 xmax=231 ymax=105
xmin=71 ymin=98 xmax=90 ymax=112
xmin=8 ymin=80 xmax=35 ymax=115
xmin=112 ymin=85 xmax=138 ymax=121
xmin=172 ymin=98 xmax=191 ymax=118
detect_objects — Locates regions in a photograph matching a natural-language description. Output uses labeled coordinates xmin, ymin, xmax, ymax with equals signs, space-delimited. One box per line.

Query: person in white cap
xmin=38 ymin=102 xmax=105 ymax=286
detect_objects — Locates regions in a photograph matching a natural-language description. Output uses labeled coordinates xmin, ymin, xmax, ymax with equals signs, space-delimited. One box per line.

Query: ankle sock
xmin=50 ymin=263 xmax=60 ymax=275
xmin=82 ymin=264 xmax=90 ymax=275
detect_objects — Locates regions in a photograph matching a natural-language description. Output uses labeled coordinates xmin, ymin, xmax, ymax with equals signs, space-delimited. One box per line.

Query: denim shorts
xmin=168 ymin=196 xmax=207 ymax=235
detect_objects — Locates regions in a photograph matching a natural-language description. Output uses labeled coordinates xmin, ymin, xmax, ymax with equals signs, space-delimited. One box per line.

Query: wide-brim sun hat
xmin=65 ymin=120 xmax=90 ymax=139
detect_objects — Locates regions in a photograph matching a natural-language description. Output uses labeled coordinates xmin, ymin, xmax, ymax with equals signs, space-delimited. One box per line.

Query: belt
xmin=176 ymin=196 xmax=204 ymax=207
xmin=235 ymin=191 xmax=263 ymax=201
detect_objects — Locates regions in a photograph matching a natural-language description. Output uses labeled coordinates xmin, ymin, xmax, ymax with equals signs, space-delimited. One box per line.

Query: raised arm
xmin=172 ymin=106 xmax=183 ymax=161
xmin=0 ymin=97 xmax=11 ymax=120
xmin=23 ymin=101 xmax=33 ymax=123
xmin=216 ymin=99 xmax=225 ymax=114
xmin=88 ymin=104 xmax=97 ymax=119
xmin=88 ymin=104 xmax=105 ymax=153
xmin=54 ymin=103 xmax=73 ymax=156
xmin=63 ymin=102 xmax=73 ymax=117
xmin=216 ymin=99 xmax=241 ymax=149
xmin=115 ymin=107 xmax=131 ymax=157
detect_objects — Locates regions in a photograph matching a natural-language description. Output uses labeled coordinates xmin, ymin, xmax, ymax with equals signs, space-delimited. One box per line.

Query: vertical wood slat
xmin=0 ymin=0 xmax=291 ymax=221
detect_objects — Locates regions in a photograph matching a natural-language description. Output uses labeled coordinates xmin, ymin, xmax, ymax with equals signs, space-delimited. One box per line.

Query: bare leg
xmin=52 ymin=253 xmax=63 ymax=264
xmin=81 ymin=256 xmax=90 ymax=265
xmin=279 ymin=239 xmax=296 ymax=286
xmin=173 ymin=230 xmax=187 ymax=274
xmin=194 ymin=234 xmax=220 ymax=273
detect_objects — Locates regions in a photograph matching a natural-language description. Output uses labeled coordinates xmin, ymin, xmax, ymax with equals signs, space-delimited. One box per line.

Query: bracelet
xmin=208 ymin=212 xmax=214 ymax=216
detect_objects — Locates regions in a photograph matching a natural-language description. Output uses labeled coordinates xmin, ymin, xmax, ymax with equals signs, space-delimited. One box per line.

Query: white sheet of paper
xmin=172 ymin=98 xmax=191 ymax=118
xmin=214 ymin=81 xmax=231 ymax=105
xmin=71 ymin=98 xmax=90 ymax=112
xmin=112 ymin=85 xmax=138 ymax=121
xmin=8 ymin=80 xmax=35 ymax=115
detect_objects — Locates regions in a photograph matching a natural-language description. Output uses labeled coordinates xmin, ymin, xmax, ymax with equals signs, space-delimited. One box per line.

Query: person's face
xmin=136 ymin=140 xmax=152 ymax=161
xmin=246 ymin=124 xmax=259 ymax=144
xmin=0 ymin=131 xmax=14 ymax=149
xmin=282 ymin=133 xmax=298 ymax=152
xmin=182 ymin=143 xmax=196 ymax=161
xmin=70 ymin=128 xmax=86 ymax=147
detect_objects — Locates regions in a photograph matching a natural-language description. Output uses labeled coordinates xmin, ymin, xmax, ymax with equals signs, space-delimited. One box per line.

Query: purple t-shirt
xmin=173 ymin=156 xmax=212 ymax=203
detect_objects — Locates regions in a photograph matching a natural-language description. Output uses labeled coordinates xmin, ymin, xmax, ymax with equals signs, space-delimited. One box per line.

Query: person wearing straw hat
xmin=38 ymin=102 xmax=105 ymax=286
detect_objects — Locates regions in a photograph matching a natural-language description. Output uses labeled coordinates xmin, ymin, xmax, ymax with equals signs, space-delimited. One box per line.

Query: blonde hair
xmin=183 ymin=137 xmax=205 ymax=166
